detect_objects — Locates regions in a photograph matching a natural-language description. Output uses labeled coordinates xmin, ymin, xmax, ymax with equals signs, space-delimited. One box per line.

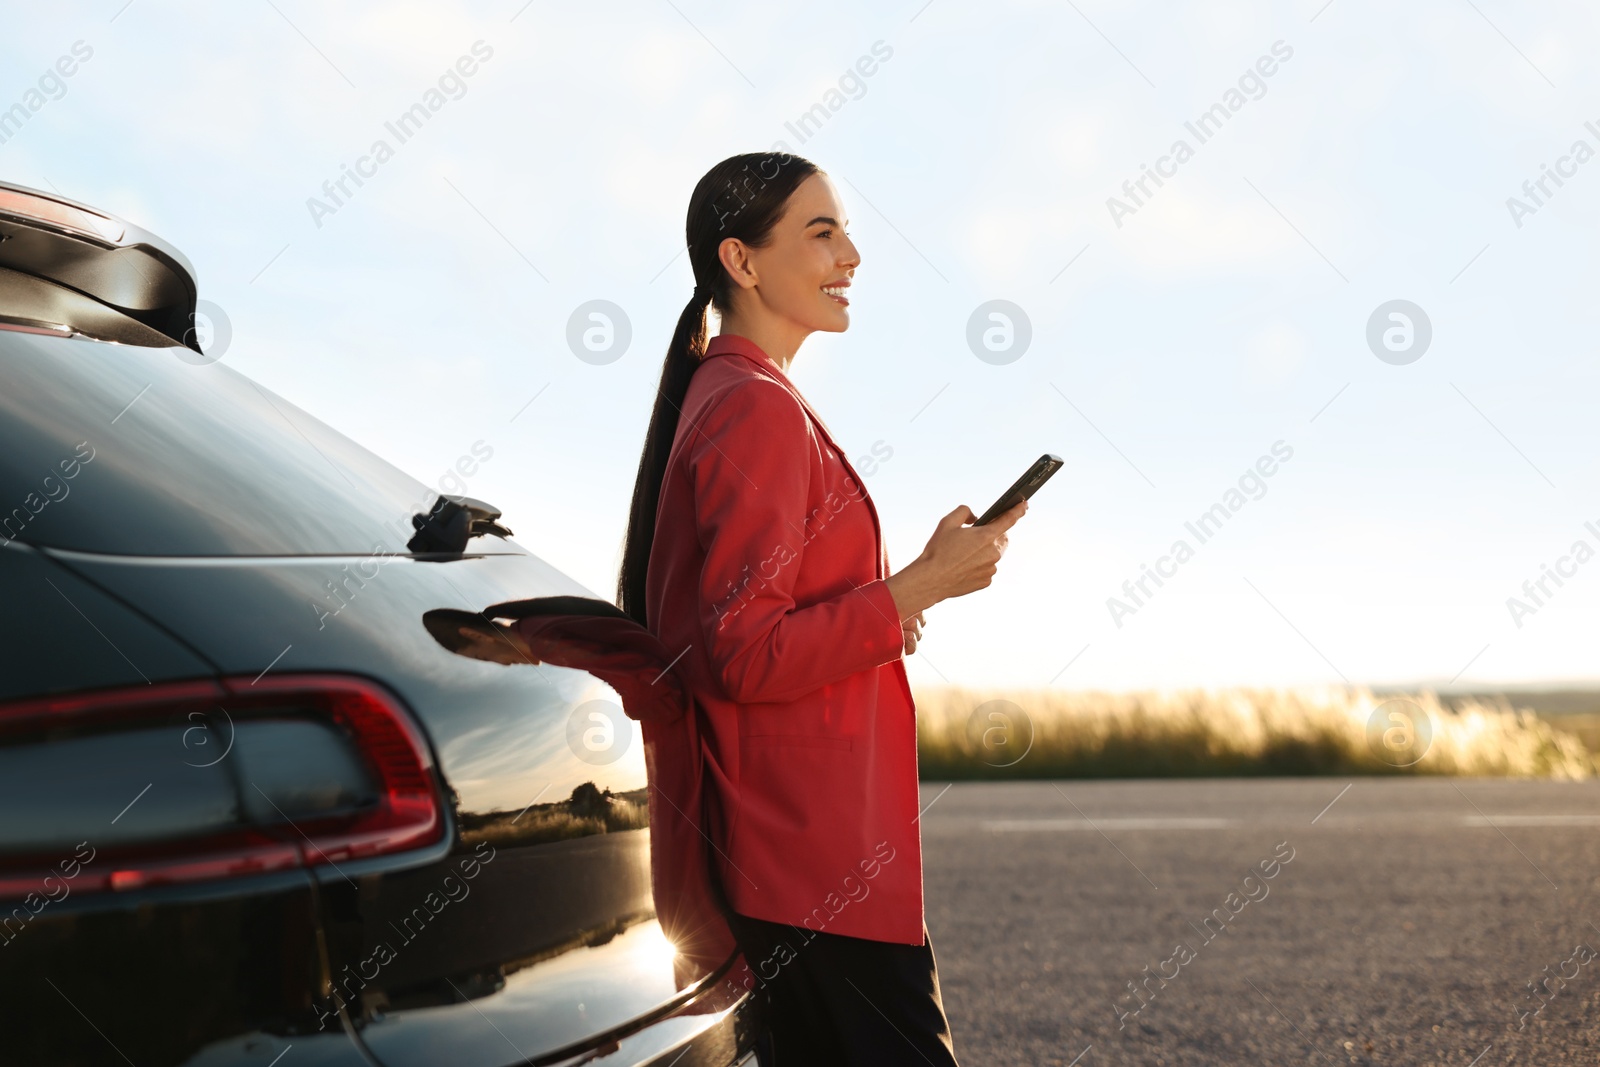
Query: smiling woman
xmin=611 ymin=151 xmax=1024 ymax=1066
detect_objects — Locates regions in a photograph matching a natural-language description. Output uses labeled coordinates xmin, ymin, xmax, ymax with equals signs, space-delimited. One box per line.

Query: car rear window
xmin=0 ymin=332 xmax=487 ymax=556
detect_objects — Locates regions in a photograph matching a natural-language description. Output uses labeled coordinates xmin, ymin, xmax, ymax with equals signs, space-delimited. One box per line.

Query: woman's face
xmin=728 ymin=171 xmax=859 ymax=333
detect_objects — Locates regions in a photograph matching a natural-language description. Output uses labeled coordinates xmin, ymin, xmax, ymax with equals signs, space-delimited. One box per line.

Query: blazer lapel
xmin=708 ymin=347 xmax=888 ymax=581
xmin=782 ymin=387 xmax=888 ymax=582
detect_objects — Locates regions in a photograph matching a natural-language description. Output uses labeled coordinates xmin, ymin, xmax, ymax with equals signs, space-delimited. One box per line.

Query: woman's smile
xmin=822 ymin=279 xmax=851 ymax=307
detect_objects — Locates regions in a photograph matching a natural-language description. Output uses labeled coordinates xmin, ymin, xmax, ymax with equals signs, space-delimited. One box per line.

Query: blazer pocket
xmin=744 ymin=733 xmax=853 ymax=752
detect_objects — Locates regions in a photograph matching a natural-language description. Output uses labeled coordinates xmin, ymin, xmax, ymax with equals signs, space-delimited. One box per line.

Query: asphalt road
xmin=917 ymin=778 xmax=1600 ymax=1066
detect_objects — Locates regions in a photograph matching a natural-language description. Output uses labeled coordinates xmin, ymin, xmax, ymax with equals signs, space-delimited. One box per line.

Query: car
xmin=0 ymin=180 xmax=760 ymax=1067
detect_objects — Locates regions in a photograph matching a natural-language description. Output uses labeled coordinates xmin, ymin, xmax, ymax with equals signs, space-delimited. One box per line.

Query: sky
xmin=3 ymin=0 xmax=1597 ymax=693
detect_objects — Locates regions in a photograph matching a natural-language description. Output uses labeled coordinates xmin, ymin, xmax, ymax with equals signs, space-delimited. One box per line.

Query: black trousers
xmin=725 ymin=909 xmax=962 ymax=1066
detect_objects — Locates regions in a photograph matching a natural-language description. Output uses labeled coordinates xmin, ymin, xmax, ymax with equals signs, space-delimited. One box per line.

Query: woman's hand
xmin=902 ymin=610 xmax=925 ymax=656
xmin=885 ymin=498 xmax=1027 ymax=621
xmin=451 ymin=621 xmax=540 ymax=666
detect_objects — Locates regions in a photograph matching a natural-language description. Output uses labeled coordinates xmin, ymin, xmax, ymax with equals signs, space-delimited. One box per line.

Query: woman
xmin=616 ymin=151 xmax=1028 ymax=1065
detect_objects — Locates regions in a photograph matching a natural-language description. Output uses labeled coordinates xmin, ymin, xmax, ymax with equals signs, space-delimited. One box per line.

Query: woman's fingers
xmin=453 ymin=622 xmax=535 ymax=664
xmin=488 ymin=622 xmax=536 ymax=663
xmin=901 ymin=609 xmax=925 ymax=654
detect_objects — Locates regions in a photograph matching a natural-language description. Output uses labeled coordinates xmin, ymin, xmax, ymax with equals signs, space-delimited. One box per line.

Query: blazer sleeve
xmin=688 ymin=379 xmax=905 ymax=705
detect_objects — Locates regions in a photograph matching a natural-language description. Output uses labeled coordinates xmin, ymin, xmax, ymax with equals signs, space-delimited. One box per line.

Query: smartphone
xmin=972 ymin=453 xmax=1063 ymax=526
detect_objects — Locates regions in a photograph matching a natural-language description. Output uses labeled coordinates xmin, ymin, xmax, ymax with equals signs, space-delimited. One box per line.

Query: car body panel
xmin=0 ymin=541 xmax=216 ymax=700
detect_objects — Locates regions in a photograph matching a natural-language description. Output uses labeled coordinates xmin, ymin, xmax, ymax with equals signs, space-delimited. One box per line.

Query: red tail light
xmin=0 ymin=674 xmax=444 ymax=899
xmin=241 ymin=675 xmax=443 ymax=865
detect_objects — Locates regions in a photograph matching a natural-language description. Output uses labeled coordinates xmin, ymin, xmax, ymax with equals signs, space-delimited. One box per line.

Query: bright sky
xmin=4 ymin=1 xmax=1596 ymax=692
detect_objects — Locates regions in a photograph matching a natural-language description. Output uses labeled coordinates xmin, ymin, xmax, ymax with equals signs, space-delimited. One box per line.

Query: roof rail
xmin=0 ymin=181 xmax=200 ymax=351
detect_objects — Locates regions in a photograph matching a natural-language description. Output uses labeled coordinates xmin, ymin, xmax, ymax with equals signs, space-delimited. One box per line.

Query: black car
xmin=0 ymin=181 xmax=759 ymax=1067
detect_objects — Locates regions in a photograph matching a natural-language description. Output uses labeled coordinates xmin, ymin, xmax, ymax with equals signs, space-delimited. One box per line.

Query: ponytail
xmin=616 ymin=152 xmax=818 ymax=626
xmin=615 ymin=288 xmax=713 ymax=625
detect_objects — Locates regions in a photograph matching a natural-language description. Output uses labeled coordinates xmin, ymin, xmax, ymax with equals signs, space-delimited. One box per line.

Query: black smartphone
xmin=972 ymin=453 xmax=1063 ymax=526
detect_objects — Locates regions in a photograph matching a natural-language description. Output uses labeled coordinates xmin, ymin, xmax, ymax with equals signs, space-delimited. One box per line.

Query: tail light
xmin=0 ymin=674 xmax=443 ymax=900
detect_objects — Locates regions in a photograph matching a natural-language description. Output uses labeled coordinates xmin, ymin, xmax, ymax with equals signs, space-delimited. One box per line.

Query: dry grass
xmin=913 ymin=686 xmax=1600 ymax=780
xmin=459 ymin=788 xmax=650 ymax=849
xmin=461 ymin=801 xmax=649 ymax=849
xmin=1544 ymin=712 xmax=1600 ymax=755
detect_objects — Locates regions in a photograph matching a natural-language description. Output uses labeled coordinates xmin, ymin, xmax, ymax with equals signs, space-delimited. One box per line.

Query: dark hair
xmin=616 ymin=151 xmax=820 ymax=627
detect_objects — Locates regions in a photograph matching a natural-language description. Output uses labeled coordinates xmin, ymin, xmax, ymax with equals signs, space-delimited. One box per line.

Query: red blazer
xmin=504 ymin=606 xmax=744 ymax=994
xmin=645 ymin=332 xmax=925 ymax=946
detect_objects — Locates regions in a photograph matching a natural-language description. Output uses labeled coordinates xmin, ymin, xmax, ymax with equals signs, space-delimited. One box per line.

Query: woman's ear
xmin=717 ymin=236 xmax=758 ymax=290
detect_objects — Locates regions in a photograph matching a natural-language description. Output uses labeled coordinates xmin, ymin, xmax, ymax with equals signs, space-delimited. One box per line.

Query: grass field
xmin=913 ymin=686 xmax=1600 ymax=780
